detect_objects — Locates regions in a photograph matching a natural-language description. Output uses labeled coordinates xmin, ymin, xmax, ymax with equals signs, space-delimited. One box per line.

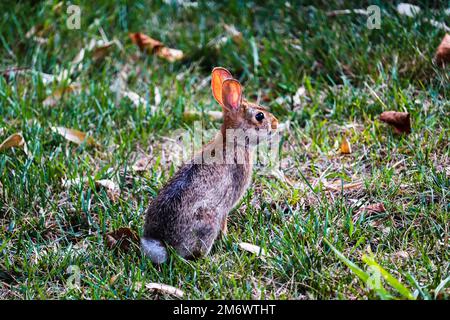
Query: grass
xmin=0 ymin=0 xmax=449 ymax=299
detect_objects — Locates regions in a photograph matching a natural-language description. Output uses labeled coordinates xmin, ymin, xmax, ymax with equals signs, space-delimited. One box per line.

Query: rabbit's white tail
xmin=141 ymin=237 xmax=168 ymax=264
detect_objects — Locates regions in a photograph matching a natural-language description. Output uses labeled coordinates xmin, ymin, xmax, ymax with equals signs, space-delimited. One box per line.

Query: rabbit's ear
xmin=221 ymin=79 xmax=242 ymax=111
xmin=211 ymin=67 xmax=232 ymax=106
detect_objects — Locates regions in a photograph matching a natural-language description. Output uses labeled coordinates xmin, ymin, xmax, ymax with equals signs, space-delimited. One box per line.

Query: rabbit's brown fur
xmin=141 ymin=67 xmax=278 ymax=263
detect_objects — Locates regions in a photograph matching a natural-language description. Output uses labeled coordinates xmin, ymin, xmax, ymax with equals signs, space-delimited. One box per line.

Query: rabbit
xmin=141 ymin=67 xmax=279 ymax=263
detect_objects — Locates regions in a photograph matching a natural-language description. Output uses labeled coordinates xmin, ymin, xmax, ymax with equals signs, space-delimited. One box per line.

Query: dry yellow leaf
xmin=156 ymin=46 xmax=184 ymax=62
xmin=0 ymin=133 xmax=29 ymax=155
xmin=435 ymin=34 xmax=450 ymax=66
xmin=323 ymin=180 xmax=363 ymax=192
xmin=109 ymin=273 xmax=121 ymax=285
xmin=129 ymin=32 xmax=184 ymax=62
xmin=340 ymin=136 xmax=352 ymax=154
xmin=129 ymin=33 xmax=163 ymax=51
xmin=51 ymin=127 xmax=94 ymax=146
xmin=105 ymin=227 xmax=139 ymax=251
xmin=238 ymin=242 xmax=266 ymax=256
xmin=96 ymin=179 xmax=120 ymax=201
xmin=132 ymin=156 xmax=152 ymax=172
xmin=224 ymin=24 xmax=243 ymax=44
xmin=92 ymin=41 xmax=115 ymax=61
xmin=145 ymin=283 xmax=184 ymax=298
xmin=43 ymin=83 xmax=82 ymax=107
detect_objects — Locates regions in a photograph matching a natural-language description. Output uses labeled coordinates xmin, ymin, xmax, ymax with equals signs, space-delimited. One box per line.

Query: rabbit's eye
xmin=255 ymin=112 xmax=265 ymax=122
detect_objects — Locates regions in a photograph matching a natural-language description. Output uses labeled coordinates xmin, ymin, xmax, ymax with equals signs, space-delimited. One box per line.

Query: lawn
xmin=0 ymin=0 xmax=449 ymax=299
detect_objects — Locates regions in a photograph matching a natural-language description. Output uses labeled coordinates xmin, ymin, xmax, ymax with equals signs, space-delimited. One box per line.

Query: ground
xmin=0 ymin=1 xmax=449 ymax=299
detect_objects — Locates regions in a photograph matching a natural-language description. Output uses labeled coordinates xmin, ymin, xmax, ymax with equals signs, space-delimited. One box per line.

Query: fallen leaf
xmin=292 ymin=86 xmax=306 ymax=107
xmin=396 ymin=3 xmax=450 ymax=32
xmin=380 ymin=111 xmax=411 ymax=134
xmin=435 ymin=34 xmax=450 ymax=66
xmin=129 ymin=32 xmax=163 ymax=52
xmin=72 ymin=48 xmax=85 ymax=65
xmin=62 ymin=177 xmax=119 ymax=201
xmin=323 ymin=180 xmax=363 ymax=192
xmin=105 ymin=227 xmax=139 ymax=251
xmin=353 ymin=203 xmax=386 ymax=222
xmin=123 ymin=91 xmax=146 ymax=107
xmin=156 ymin=46 xmax=184 ymax=62
xmin=358 ymin=203 xmax=386 ymax=214
xmin=393 ymin=251 xmax=409 ymax=260
xmin=129 ymin=32 xmax=183 ymax=62
xmin=62 ymin=177 xmax=90 ymax=188
xmin=92 ymin=41 xmax=115 ymax=62
xmin=109 ymin=272 xmax=122 ymax=285
xmin=238 ymin=242 xmax=266 ymax=256
xmin=132 ymin=156 xmax=152 ymax=172
xmin=145 ymin=283 xmax=184 ymax=298
xmin=154 ymin=86 xmax=162 ymax=106
xmin=224 ymin=24 xmax=243 ymax=44
xmin=51 ymin=127 xmax=95 ymax=146
xmin=96 ymin=179 xmax=120 ymax=201
xmin=396 ymin=3 xmax=421 ymax=17
xmin=340 ymin=136 xmax=352 ymax=154
xmin=0 ymin=133 xmax=28 ymax=155
xmin=327 ymin=9 xmax=369 ymax=16
xmin=43 ymin=83 xmax=82 ymax=107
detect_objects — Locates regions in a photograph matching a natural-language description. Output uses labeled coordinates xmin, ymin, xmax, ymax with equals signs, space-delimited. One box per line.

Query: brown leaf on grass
xmin=92 ymin=41 xmax=115 ymax=62
xmin=72 ymin=48 xmax=85 ymax=65
xmin=105 ymin=227 xmax=139 ymax=251
xmin=156 ymin=46 xmax=184 ymax=62
xmin=109 ymin=273 xmax=121 ymax=286
xmin=224 ymin=24 xmax=243 ymax=44
xmin=51 ymin=127 xmax=95 ymax=146
xmin=323 ymin=180 xmax=363 ymax=192
xmin=96 ymin=179 xmax=120 ymax=202
xmin=340 ymin=136 xmax=352 ymax=154
xmin=435 ymin=34 xmax=450 ymax=66
xmin=358 ymin=203 xmax=386 ymax=214
xmin=129 ymin=32 xmax=184 ymax=62
xmin=129 ymin=33 xmax=163 ymax=51
xmin=43 ymin=83 xmax=82 ymax=107
xmin=62 ymin=177 xmax=119 ymax=201
xmin=353 ymin=203 xmax=386 ymax=222
xmin=145 ymin=283 xmax=184 ymax=298
xmin=380 ymin=111 xmax=411 ymax=134
xmin=0 ymin=133 xmax=29 ymax=156
xmin=132 ymin=156 xmax=152 ymax=172
xmin=238 ymin=242 xmax=266 ymax=256
xmin=393 ymin=250 xmax=409 ymax=260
